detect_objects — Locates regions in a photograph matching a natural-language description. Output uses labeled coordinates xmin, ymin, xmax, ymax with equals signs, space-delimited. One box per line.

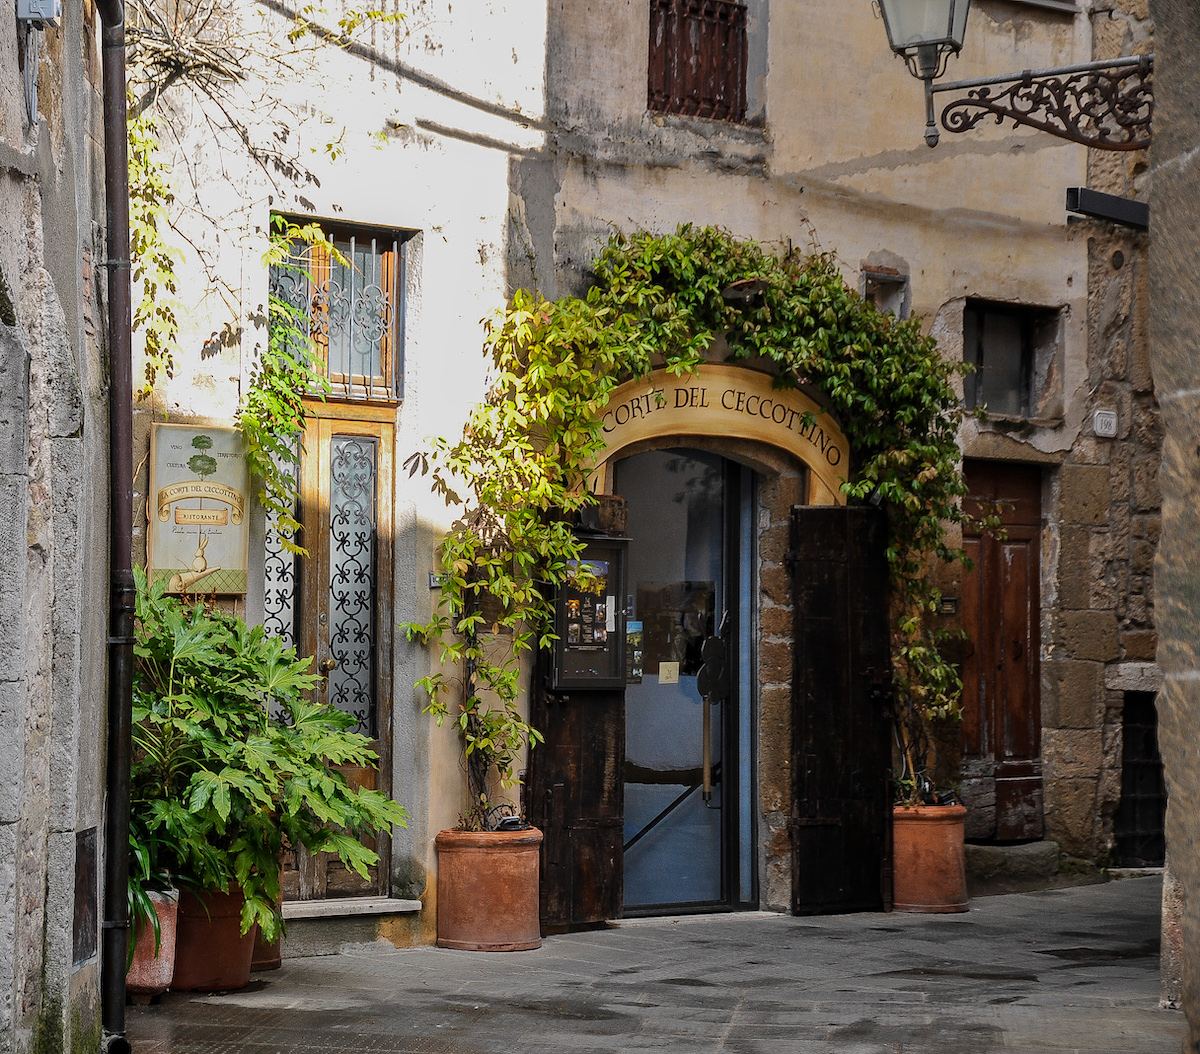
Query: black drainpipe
xmin=95 ymin=0 xmax=134 ymax=1050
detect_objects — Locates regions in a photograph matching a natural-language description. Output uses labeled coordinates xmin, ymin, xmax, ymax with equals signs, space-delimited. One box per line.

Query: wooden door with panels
xmin=279 ymin=406 xmax=396 ymax=901
xmin=961 ymin=460 xmax=1043 ymax=842
xmin=790 ymin=504 xmax=892 ymax=915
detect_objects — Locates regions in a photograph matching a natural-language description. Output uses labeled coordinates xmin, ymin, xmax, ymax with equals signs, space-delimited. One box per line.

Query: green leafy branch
xmin=234 ymin=217 xmax=337 ymax=555
xmin=128 ymin=103 xmax=183 ymax=402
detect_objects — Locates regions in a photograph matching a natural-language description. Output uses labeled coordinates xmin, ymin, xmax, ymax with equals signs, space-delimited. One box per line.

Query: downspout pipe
xmin=95 ymin=0 xmax=134 ymax=1050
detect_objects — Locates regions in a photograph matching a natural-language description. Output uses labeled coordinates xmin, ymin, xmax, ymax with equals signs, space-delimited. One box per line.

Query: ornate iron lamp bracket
xmin=930 ymin=54 xmax=1153 ymax=151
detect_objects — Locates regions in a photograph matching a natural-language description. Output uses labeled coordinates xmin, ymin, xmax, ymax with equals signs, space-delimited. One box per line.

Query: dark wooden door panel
xmin=998 ymin=532 xmax=1039 ymax=764
xmin=961 ymin=534 xmax=984 ymax=758
xmin=790 ymin=505 xmax=892 ymax=916
xmin=961 ymin=460 xmax=1043 ymax=842
xmin=528 ymin=681 xmax=624 ymax=933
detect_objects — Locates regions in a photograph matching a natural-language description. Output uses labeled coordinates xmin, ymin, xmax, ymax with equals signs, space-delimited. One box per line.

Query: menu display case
xmin=548 ymin=537 xmax=629 ymax=690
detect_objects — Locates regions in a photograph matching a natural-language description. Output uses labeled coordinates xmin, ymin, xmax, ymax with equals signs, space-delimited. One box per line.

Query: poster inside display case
xmin=549 ymin=538 xmax=628 ymax=690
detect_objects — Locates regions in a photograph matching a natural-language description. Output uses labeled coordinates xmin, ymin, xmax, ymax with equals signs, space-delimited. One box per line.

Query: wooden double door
xmin=961 ymin=460 xmax=1043 ymax=842
xmin=275 ymin=407 xmax=396 ymax=901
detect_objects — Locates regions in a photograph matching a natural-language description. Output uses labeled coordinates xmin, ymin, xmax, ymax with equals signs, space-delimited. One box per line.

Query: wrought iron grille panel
xmin=262 ymin=456 xmax=298 ymax=722
xmin=648 ymin=0 xmax=747 ymax=122
xmin=269 ymin=224 xmax=404 ymax=402
xmin=1114 ymin=690 xmax=1166 ymax=867
xmin=262 ymin=463 xmax=299 ymax=651
xmin=328 ymin=434 xmax=378 ymax=737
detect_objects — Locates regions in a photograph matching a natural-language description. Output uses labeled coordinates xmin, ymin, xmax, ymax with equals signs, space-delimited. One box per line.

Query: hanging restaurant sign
xmin=148 ymin=422 xmax=250 ymax=595
xmin=594 ymin=364 xmax=850 ymax=505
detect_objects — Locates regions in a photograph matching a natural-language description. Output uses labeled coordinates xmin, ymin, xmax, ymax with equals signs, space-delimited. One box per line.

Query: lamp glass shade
xmin=879 ymin=0 xmax=970 ymax=53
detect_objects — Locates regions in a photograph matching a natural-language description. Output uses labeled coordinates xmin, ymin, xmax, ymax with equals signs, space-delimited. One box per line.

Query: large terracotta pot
xmin=171 ymin=888 xmax=256 ymax=991
xmin=435 ymin=827 xmax=543 ymax=951
xmin=892 ymin=804 xmax=969 ymax=913
xmin=251 ymin=926 xmax=281 ymax=971
xmin=126 ymin=889 xmax=178 ymax=1000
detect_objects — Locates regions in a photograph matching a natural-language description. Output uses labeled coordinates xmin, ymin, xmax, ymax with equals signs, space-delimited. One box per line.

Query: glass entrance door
xmin=616 ymin=448 xmax=754 ymax=913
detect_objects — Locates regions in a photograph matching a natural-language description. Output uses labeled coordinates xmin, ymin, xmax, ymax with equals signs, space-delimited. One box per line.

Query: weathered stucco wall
xmin=0 ymin=4 xmax=110 ymax=1052
xmin=136 ymin=0 xmax=552 ymax=925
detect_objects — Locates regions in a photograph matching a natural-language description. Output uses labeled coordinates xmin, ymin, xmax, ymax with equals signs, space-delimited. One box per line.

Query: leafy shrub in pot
xmin=129 ymin=568 xmax=408 ymax=945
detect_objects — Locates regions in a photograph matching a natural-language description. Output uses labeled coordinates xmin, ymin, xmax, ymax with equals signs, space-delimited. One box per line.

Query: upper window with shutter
xmin=648 ymin=0 xmax=748 ymax=122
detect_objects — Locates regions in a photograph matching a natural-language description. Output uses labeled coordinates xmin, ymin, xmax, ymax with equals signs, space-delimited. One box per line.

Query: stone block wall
xmin=1041 ymin=206 xmax=1158 ymax=863
xmin=756 ymin=467 xmax=806 ymax=912
xmin=0 ymin=6 xmax=110 ymax=1053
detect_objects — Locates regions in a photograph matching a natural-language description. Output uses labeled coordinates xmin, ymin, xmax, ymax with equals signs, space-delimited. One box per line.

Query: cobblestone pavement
xmin=128 ymin=876 xmax=1184 ymax=1054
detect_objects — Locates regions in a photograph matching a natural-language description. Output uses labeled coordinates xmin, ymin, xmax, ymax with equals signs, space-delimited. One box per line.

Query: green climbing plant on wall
xmin=125 ymin=0 xmax=404 ymax=554
xmin=405 ymin=225 xmax=975 ymax=823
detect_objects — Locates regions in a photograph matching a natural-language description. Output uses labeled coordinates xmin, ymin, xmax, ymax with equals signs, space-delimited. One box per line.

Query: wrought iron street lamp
xmin=877 ymin=0 xmax=970 ymax=146
xmin=877 ymin=0 xmax=1154 ymax=151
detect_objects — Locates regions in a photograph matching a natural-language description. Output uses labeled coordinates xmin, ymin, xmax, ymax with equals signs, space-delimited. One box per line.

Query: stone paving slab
xmin=127 ymin=877 xmax=1185 ymax=1054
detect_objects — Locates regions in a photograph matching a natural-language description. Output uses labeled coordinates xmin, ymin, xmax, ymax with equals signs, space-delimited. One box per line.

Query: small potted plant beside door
xmin=406 ymin=572 xmax=546 ymax=951
xmin=889 ymin=634 xmax=968 ymax=913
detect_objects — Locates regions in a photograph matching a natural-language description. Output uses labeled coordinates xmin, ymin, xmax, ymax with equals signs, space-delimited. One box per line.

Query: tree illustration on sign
xmin=185 ymin=433 xmax=218 ymax=577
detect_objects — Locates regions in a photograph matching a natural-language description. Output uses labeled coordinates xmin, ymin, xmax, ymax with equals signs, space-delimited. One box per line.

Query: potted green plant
xmin=129 ymin=568 xmax=408 ymax=988
xmin=403 ymin=531 xmax=552 ymax=951
xmin=125 ymin=836 xmax=177 ymax=1001
xmin=401 ymin=296 xmax=626 ymax=950
xmin=889 ymin=615 xmax=969 ymax=913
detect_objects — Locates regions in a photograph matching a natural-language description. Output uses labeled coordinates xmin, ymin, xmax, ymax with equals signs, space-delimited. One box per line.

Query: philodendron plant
xmin=129 ymin=568 xmax=408 ymax=943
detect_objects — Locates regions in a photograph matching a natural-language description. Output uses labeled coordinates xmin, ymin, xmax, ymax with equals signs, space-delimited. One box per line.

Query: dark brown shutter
xmin=789 ymin=505 xmax=892 ymax=915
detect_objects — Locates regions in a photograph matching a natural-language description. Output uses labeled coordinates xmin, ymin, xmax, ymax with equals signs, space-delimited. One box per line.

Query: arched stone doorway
xmin=529 ymin=363 xmax=890 ymax=928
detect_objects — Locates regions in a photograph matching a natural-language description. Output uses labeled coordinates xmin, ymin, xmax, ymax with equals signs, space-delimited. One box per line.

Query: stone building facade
xmin=1145 ymin=0 xmax=1200 ymax=1040
xmin=0 ymin=4 xmax=111 ymax=1053
xmin=138 ymin=0 xmax=1162 ymax=951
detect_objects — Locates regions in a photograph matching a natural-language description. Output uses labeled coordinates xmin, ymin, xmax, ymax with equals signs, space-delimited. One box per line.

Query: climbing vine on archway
xmin=405 ymin=225 xmax=973 ymax=824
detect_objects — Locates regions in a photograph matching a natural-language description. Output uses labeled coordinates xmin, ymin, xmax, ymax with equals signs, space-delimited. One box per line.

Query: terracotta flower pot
xmin=892 ymin=803 xmax=969 ymax=913
xmin=435 ymin=827 xmax=543 ymax=951
xmin=126 ymin=889 xmax=178 ymax=1000
xmin=171 ymin=888 xmax=256 ymax=991
xmin=251 ymin=926 xmax=281 ymax=971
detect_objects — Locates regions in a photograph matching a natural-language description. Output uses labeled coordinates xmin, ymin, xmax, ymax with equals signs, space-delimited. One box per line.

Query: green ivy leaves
xmin=408 ymin=224 xmax=974 ymax=818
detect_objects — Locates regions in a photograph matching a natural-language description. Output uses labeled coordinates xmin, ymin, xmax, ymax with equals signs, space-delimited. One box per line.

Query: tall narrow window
xmin=648 ymin=0 xmax=748 ymax=121
xmin=270 ymin=220 xmax=406 ymax=402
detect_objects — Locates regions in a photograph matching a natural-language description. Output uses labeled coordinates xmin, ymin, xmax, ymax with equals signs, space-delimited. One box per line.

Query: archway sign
xmin=593 ymin=364 xmax=849 ymax=505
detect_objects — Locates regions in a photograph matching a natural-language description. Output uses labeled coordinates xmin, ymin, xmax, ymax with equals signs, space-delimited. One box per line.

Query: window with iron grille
xmin=269 ymin=220 xmax=407 ymax=402
xmin=648 ymin=0 xmax=748 ymax=122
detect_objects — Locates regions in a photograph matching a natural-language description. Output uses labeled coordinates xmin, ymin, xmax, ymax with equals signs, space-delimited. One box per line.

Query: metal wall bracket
xmin=929 ymin=54 xmax=1154 ymax=151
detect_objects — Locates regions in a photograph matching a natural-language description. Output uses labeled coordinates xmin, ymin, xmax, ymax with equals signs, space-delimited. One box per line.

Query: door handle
xmin=319 ymin=657 xmax=337 ymax=673
xmin=1011 ymin=639 xmax=1023 ymax=660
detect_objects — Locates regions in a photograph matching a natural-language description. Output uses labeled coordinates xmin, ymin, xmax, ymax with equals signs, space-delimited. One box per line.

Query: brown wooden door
xmin=962 ymin=461 xmax=1043 ymax=842
xmin=281 ymin=408 xmax=395 ymax=901
xmin=790 ymin=505 xmax=892 ymax=915
xmin=527 ymin=675 xmax=625 ymax=933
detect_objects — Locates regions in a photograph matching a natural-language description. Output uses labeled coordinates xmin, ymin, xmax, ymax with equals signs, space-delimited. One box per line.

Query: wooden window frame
xmin=272 ymin=216 xmax=407 ymax=405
